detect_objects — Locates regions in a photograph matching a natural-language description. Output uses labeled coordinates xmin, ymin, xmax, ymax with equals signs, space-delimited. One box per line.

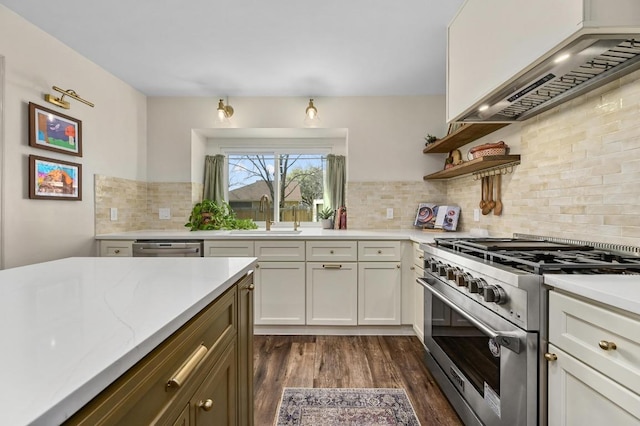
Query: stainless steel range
xmin=417 ymin=235 xmax=640 ymax=426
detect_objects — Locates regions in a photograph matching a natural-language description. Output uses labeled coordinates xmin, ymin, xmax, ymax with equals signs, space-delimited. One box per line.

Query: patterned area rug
xmin=275 ymin=387 xmax=421 ymax=425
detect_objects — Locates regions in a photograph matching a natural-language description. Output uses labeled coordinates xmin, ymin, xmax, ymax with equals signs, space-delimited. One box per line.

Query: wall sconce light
xmin=304 ymin=98 xmax=321 ymax=127
xmin=44 ymin=86 xmax=94 ymax=109
xmin=216 ymin=98 xmax=234 ymax=125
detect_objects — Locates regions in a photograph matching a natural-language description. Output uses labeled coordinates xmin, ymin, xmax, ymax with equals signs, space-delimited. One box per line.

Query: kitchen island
xmin=0 ymin=256 xmax=256 ymax=425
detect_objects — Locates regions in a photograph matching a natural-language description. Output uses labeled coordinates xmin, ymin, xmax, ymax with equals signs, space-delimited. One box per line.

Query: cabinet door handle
xmin=418 ymin=255 xmax=424 ymax=259
xmin=598 ymin=340 xmax=617 ymax=351
xmin=114 ymin=249 xmax=120 ymax=254
xmin=397 ymin=264 xmax=401 ymax=268
xmin=166 ymin=344 xmax=208 ymax=390
xmin=410 ymin=266 xmax=415 ymax=270
xmin=377 ymin=250 xmax=382 ymax=254
xmin=322 ymin=264 xmax=342 ymax=269
xmin=544 ymin=352 xmax=557 ymax=362
xmin=330 ymin=250 xmax=334 ymax=254
xmin=198 ymin=399 xmax=214 ymax=411
xmin=255 ymin=264 xmax=260 ymax=268
xmin=248 ymin=284 xmax=255 ymax=291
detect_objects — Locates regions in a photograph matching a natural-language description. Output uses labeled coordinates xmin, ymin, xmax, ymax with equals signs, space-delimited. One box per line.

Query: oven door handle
xmin=417 ymin=277 xmax=521 ymax=354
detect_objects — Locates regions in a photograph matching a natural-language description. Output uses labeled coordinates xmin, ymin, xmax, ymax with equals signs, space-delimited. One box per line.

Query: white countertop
xmin=0 ymin=256 xmax=257 ymax=426
xmin=544 ymin=274 xmax=640 ymax=316
xmin=95 ymin=228 xmax=475 ymax=243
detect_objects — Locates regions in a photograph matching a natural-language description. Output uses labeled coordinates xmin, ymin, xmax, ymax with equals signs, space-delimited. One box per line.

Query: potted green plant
xmin=318 ymin=206 xmax=334 ymax=229
xmin=185 ymin=199 xmax=258 ymax=231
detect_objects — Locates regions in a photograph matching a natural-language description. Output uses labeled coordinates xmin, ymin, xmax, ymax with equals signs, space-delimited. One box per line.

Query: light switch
xmin=159 ymin=208 xmax=171 ymax=220
xmin=110 ymin=207 xmax=118 ymax=221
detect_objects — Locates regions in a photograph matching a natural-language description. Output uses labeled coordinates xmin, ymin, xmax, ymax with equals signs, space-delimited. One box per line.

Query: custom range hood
xmin=461 ymin=35 xmax=640 ymax=122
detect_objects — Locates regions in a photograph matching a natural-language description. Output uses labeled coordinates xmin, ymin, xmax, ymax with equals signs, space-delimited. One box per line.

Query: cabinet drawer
xmin=412 ymin=242 xmax=424 ymax=267
xmin=255 ymin=240 xmax=305 ymax=261
xmin=306 ymin=240 xmax=357 ymax=262
xmin=65 ymin=285 xmax=238 ymax=425
xmin=358 ymin=241 xmax=401 ymax=261
xmin=204 ymin=240 xmax=254 ymax=257
xmin=99 ymin=240 xmax=133 ymax=257
xmin=549 ymin=291 xmax=640 ymax=395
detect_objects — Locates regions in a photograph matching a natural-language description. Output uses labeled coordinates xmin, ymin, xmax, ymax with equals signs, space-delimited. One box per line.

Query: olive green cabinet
xmin=64 ymin=273 xmax=254 ymax=426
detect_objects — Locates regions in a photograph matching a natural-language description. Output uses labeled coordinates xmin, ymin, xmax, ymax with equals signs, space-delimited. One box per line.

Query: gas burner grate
xmin=433 ymin=237 xmax=640 ymax=275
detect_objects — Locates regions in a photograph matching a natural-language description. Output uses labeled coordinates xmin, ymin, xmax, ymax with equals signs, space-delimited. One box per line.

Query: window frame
xmin=223 ymin=147 xmax=332 ymax=225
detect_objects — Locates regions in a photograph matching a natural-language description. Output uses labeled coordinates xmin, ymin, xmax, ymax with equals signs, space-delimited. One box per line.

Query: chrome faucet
xmin=292 ymin=205 xmax=300 ymax=231
xmin=259 ymin=194 xmax=272 ymax=231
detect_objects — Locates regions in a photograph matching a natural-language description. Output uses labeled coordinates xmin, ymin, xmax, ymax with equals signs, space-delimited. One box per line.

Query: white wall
xmin=0 ymin=6 xmax=147 ymax=268
xmin=147 ymin=96 xmax=447 ymax=183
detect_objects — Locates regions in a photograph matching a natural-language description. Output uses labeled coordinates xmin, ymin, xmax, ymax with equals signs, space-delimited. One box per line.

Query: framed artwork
xmin=29 ymin=155 xmax=82 ymax=200
xmin=28 ymin=102 xmax=82 ymax=156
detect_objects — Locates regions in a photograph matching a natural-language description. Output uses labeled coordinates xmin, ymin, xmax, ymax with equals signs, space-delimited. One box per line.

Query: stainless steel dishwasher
xmin=132 ymin=240 xmax=204 ymax=257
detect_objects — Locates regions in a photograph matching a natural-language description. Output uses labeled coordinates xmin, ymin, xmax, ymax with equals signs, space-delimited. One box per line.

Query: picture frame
xmin=28 ymin=102 xmax=82 ymax=157
xmin=29 ymin=155 xmax=82 ymax=200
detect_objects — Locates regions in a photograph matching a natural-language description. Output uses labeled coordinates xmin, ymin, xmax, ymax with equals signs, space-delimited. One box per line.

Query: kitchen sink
xmin=228 ymin=230 xmax=302 ymax=235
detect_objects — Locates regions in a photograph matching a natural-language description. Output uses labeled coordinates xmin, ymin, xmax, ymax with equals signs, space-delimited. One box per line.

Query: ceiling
xmin=0 ymin=0 xmax=464 ymax=97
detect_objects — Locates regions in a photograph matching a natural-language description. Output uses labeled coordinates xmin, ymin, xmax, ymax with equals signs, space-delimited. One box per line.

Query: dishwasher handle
xmin=134 ymin=247 xmax=201 ymax=255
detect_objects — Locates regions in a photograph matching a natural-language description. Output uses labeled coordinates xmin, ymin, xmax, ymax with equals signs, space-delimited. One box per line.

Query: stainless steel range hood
xmin=460 ymin=35 xmax=640 ymax=122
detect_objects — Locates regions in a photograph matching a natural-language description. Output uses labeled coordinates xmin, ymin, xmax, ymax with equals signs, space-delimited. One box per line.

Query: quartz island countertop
xmin=0 ymin=256 xmax=257 ymax=426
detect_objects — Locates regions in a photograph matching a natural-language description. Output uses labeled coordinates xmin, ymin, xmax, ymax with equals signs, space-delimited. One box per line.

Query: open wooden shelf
xmin=423 ymin=123 xmax=510 ymax=153
xmin=423 ymin=155 xmax=520 ymax=180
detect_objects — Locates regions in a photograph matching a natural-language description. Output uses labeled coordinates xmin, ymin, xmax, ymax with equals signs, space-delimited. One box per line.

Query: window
xmin=227 ymin=153 xmax=327 ymax=223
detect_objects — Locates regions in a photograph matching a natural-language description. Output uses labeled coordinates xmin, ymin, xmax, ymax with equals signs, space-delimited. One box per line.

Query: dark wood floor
xmin=253 ymin=335 xmax=462 ymax=426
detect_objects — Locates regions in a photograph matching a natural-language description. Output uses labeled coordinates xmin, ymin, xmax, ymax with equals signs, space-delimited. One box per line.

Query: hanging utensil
xmin=483 ymin=176 xmax=495 ymax=215
xmin=479 ymin=176 xmax=486 ymax=210
xmin=494 ymin=174 xmax=503 ymax=216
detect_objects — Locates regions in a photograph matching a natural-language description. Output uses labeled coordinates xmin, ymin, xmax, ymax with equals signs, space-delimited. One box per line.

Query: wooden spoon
xmin=494 ymin=174 xmax=503 ymax=216
xmin=483 ymin=176 xmax=495 ymax=215
xmin=479 ymin=177 xmax=486 ymax=209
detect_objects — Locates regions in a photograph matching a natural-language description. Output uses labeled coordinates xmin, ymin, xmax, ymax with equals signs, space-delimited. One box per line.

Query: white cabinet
xmin=411 ymin=242 xmax=425 ymax=341
xmin=547 ymin=343 xmax=640 ymax=426
xmin=204 ymin=240 xmax=254 ymax=257
xmin=306 ymin=262 xmax=358 ymax=325
xmin=99 ymin=240 xmax=134 ymax=257
xmin=547 ymin=291 xmax=640 ymax=425
xmin=254 ymin=262 xmax=305 ymax=325
xmin=446 ymin=0 xmax=640 ymax=122
xmin=357 ymin=241 xmax=401 ymax=325
xmin=358 ymin=262 xmax=402 ymax=325
xmin=254 ymin=241 xmax=306 ymax=325
xmin=305 ymin=241 xmax=358 ymax=326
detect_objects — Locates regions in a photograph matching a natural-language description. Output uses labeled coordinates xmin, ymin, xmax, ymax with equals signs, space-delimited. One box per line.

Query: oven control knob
xmin=468 ymin=278 xmax=486 ymax=294
xmin=446 ymin=267 xmax=458 ymax=281
xmin=437 ymin=264 xmax=448 ymax=277
xmin=484 ymin=285 xmax=507 ymax=304
xmin=430 ymin=260 xmax=440 ymax=273
xmin=455 ymin=273 xmax=469 ymax=287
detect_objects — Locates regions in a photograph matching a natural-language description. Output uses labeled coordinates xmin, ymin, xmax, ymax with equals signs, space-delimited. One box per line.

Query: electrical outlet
xmin=159 ymin=208 xmax=171 ymax=220
xmin=386 ymin=208 xmax=394 ymax=219
xmin=110 ymin=207 xmax=118 ymax=221
xmin=473 ymin=208 xmax=480 ymax=222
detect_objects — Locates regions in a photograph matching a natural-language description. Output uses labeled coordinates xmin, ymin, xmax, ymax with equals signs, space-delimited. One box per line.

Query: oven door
xmin=417 ymin=275 xmax=538 ymax=426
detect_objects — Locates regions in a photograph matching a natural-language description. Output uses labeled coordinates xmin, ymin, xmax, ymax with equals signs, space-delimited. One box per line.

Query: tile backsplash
xmin=346 ymin=181 xmax=447 ymax=230
xmin=95 ymin=176 xmax=202 ymax=234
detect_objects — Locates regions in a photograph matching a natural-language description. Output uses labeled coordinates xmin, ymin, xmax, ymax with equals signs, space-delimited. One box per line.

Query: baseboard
xmin=254 ymin=324 xmax=417 ymax=336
